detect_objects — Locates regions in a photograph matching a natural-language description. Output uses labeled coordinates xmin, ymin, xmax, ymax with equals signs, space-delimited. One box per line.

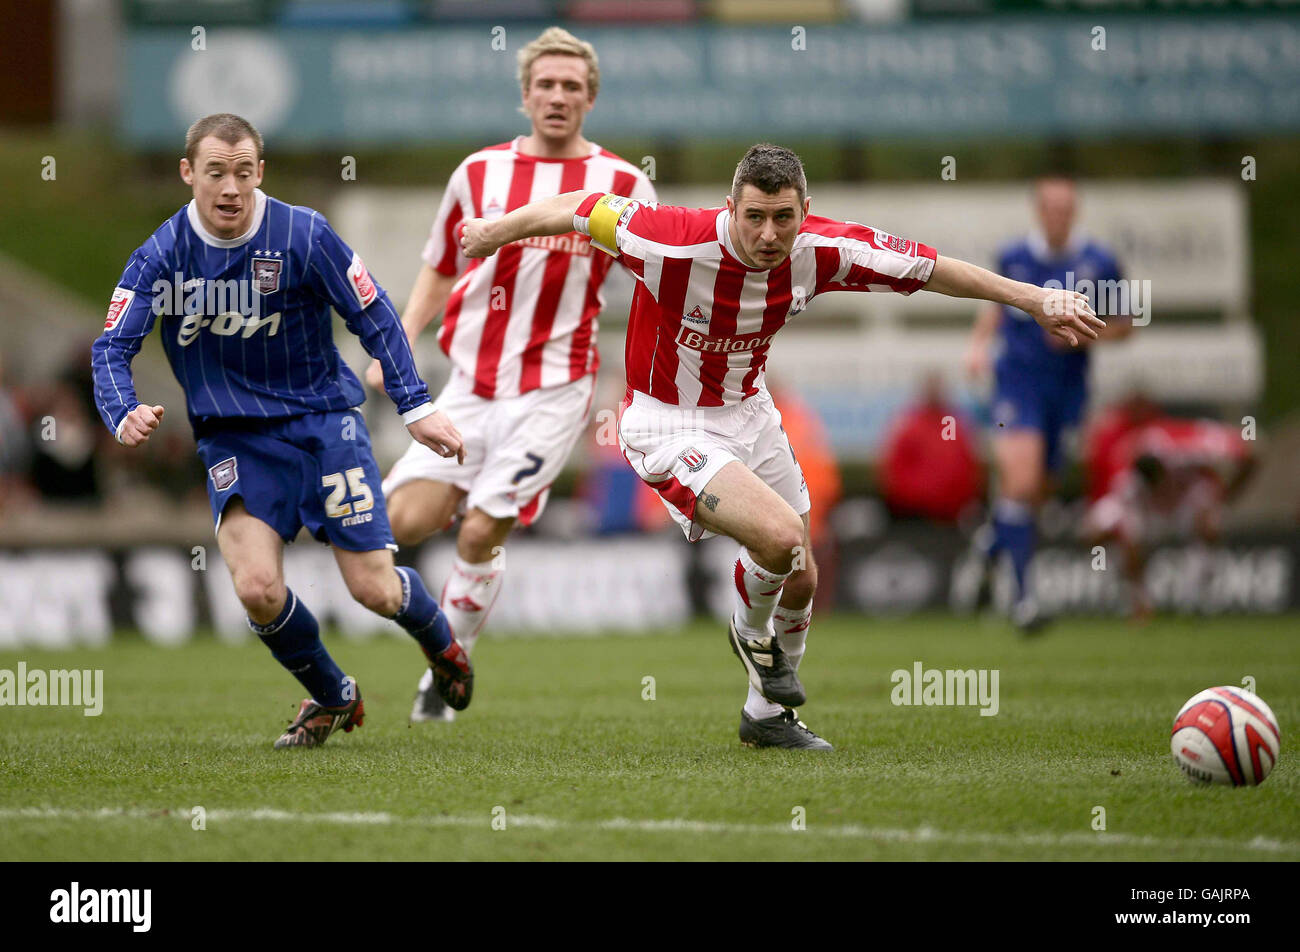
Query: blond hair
xmin=517 ymin=27 xmax=599 ymax=98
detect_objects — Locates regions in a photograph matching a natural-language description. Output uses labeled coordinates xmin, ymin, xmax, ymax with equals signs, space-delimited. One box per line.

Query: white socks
xmin=440 ymin=555 xmax=502 ymax=653
xmin=773 ymin=604 xmax=811 ymax=669
xmin=743 ymin=603 xmax=813 ymax=720
xmin=731 ymin=548 xmax=791 ymax=640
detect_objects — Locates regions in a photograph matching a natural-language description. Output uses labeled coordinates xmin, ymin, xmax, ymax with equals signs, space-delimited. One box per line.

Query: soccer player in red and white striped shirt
xmin=364 ymin=28 xmax=655 ymax=721
xmin=461 ymin=144 xmax=1102 ymax=749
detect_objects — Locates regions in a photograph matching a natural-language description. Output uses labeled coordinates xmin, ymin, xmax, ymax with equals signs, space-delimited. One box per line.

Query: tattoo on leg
xmin=700 ymin=492 xmax=720 ymax=512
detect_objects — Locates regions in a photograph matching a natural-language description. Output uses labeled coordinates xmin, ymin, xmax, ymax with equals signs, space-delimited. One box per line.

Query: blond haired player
xmin=460 ymin=144 xmax=1102 ymax=749
xmin=365 ymin=27 xmax=656 ymax=721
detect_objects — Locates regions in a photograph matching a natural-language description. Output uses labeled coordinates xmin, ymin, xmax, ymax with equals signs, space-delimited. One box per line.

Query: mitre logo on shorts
xmin=104 ymin=288 xmax=134 ymax=330
xmin=683 ymin=305 xmax=709 ymax=326
xmin=209 ymin=457 xmax=238 ymax=492
xmin=251 ymin=255 xmax=282 ymax=294
xmin=347 ymin=253 xmax=378 ymax=309
xmin=675 ymin=325 xmax=776 ymax=354
xmin=678 ymin=447 xmax=708 ymax=472
xmin=874 ymin=229 xmax=913 ymax=255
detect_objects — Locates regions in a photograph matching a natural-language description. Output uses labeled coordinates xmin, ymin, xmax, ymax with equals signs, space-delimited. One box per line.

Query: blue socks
xmin=250 ymin=589 xmax=349 ymax=707
xmin=992 ymin=498 xmax=1036 ymax=607
xmin=392 ymin=566 xmax=453 ymax=657
xmin=252 ymin=572 xmax=450 ymax=702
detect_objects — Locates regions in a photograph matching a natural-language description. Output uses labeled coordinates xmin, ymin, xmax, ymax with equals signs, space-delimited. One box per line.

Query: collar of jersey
xmin=510 ymin=135 xmax=600 ymax=162
xmin=1027 ymin=227 xmax=1084 ymax=262
xmin=187 ymin=189 xmax=268 ymax=249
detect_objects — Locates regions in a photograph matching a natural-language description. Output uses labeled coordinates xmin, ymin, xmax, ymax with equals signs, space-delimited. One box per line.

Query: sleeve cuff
xmin=114 ymin=414 xmax=130 ymax=444
xmin=401 ymin=402 xmax=436 ymax=425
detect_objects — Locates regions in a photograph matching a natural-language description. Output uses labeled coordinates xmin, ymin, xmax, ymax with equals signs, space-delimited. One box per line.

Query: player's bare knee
xmin=459 ymin=510 xmax=512 ymax=563
xmin=348 ymin=570 xmax=401 ymax=617
xmin=233 ymin=570 xmax=285 ymax=619
xmin=758 ymin=511 xmax=805 ymax=570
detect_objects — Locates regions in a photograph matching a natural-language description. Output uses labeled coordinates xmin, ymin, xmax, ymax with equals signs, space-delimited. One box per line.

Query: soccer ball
xmin=1170 ymin=686 xmax=1281 ymax=786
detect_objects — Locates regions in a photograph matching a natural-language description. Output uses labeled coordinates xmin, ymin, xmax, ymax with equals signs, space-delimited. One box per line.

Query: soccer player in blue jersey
xmin=964 ymin=176 xmax=1132 ymax=631
xmin=91 ymin=113 xmax=474 ymax=747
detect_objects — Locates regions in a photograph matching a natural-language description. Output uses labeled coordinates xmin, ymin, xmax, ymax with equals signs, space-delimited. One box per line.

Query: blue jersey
xmin=993 ymin=234 xmax=1122 ymax=381
xmin=91 ymin=189 xmax=430 ymax=439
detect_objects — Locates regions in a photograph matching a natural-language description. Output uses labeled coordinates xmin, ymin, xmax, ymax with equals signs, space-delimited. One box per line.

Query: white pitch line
xmin=0 ymin=806 xmax=1296 ymax=854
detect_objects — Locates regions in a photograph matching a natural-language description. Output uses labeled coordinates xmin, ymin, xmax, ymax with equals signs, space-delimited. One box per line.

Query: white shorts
xmin=617 ymin=387 xmax=810 ymax=542
xmin=1087 ymin=476 xmax=1219 ymax=544
xmin=383 ymin=369 xmax=594 ymax=526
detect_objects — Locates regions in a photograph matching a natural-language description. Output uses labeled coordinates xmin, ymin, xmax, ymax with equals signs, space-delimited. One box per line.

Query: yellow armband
xmin=588 ymin=194 xmax=633 ymax=257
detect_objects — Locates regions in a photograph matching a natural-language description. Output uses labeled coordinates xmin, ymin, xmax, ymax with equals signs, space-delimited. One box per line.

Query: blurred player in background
xmin=92 ymin=114 xmax=473 ymax=749
xmin=365 ymin=27 xmax=655 ymax=723
xmin=1085 ymin=417 xmax=1254 ymax=621
xmin=459 ymin=144 xmax=1103 ymax=748
xmin=963 ymin=176 xmax=1132 ymax=632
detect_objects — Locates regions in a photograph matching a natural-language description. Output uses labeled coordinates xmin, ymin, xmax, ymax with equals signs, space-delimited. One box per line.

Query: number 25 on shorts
xmin=322 ymin=468 xmax=374 ymax=518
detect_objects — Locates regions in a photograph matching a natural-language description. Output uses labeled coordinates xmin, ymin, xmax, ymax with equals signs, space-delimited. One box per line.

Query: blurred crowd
xmin=0 ymin=347 xmax=206 ymax=517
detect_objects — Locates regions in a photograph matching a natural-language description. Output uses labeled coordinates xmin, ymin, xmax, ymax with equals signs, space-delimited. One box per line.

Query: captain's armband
xmin=585 ymin=194 xmax=636 ymax=257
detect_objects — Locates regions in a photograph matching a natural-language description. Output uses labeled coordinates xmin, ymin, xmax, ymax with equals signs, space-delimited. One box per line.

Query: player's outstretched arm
xmin=460 ymin=191 xmax=595 ymax=258
xmin=927 ymin=254 xmax=1105 ymax=348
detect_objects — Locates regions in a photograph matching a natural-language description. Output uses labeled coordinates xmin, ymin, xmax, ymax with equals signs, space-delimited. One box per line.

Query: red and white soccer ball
xmin=1170 ymin=686 xmax=1281 ymax=786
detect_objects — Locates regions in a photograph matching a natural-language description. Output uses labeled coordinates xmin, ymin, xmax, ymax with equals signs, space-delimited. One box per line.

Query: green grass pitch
xmin=2 ymin=613 xmax=1296 ymax=861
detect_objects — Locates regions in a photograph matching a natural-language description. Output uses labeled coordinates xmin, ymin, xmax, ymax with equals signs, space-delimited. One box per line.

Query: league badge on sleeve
xmin=104 ymin=287 xmax=134 ymax=330
xmin=873 ymin=228 xmax=914 ymax=255
xmin=347 ymin=252 xmax=378 ymax=309
xmin=252 ymin=256 xmax=283 ymax=294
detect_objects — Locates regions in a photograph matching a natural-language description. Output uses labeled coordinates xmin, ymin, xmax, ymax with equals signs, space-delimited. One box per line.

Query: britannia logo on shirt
xmin=251 ymin=252 xmax=283 ymax=294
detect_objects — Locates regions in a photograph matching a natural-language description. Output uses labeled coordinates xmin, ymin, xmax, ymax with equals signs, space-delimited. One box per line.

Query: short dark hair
xmin=185 ymin=113 xmax=264 ymax=165
xmin=731 ymin=143 xmax=807 ymax=206
xmin=1135 ymin=453 xmax=1166 ymax=487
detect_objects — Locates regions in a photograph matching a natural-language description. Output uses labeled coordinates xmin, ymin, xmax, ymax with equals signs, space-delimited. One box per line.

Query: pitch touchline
xmin=0 ymin=807 xmax=1296 ymax=854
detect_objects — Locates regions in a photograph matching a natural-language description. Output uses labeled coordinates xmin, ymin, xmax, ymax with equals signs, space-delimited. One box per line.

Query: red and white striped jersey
xmin=574 ymin=194 xmax=937 ymax=408
xmin=423 ymin=138 xmax=655 ymax=399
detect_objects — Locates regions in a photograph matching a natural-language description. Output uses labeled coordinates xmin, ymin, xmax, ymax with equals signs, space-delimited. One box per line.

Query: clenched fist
xmin=459 ymin=218 xmax=500 ymax=259
xmin=119 ymin=403 xmax=165 ymax=447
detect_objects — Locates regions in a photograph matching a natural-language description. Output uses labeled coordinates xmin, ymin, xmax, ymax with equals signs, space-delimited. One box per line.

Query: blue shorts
xmin=195 ymin=409 xmax=395 ymax=551
xmin=991 ymin=363 xmax=1087 ymax=473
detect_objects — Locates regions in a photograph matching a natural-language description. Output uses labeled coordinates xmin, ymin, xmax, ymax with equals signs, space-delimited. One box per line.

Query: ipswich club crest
xmin=209 ymin=457 xmax=238 ymax=492
xmin=252 ymin=256 xmax=282 ymax=294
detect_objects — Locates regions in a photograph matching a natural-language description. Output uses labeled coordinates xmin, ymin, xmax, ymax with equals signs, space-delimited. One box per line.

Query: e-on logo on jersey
xmin=151 ymin=270 xmax=283 ymax=348
xmin=175 ymin=309 xmax=282 ymax=347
